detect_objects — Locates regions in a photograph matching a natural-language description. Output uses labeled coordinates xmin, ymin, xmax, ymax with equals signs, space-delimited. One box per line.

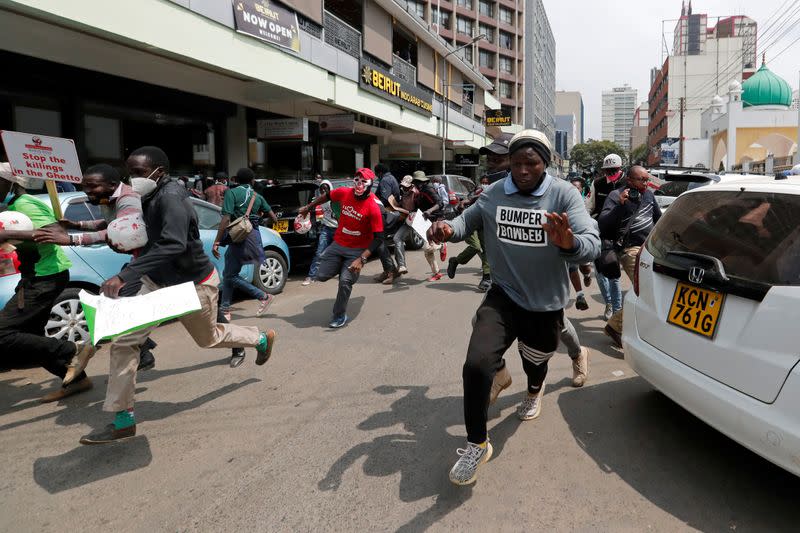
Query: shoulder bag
xmin=227 ymin=191 xmax=257 ymax=243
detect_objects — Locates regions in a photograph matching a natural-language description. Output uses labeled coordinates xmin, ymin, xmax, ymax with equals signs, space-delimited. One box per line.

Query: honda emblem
xmin=688 ymin=267 xmax=705 ymax=284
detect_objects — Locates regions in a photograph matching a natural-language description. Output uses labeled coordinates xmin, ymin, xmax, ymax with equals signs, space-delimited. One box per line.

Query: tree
xmin=629 ymin=143 xmax=649 ymax=165
xmin=569 ymin=139 xmax=627 ymax=172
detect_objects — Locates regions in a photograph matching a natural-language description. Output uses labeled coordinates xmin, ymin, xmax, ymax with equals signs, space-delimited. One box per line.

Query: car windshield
xmin=656 ymin=178 xmax=714 ymax=197
xmin=647 ymin=190 xmax=800 ymax=286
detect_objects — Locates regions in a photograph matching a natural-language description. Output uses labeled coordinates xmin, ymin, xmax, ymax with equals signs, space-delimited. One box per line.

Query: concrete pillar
xmin=225 ymin=105 xmax=248 ymax=175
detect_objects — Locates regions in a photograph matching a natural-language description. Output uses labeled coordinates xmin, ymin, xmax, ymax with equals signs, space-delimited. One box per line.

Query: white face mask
xmin=130 ymin=177 xmax=157 ymax=196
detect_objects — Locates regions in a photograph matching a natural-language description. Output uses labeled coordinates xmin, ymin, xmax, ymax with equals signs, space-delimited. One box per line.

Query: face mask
xmin=354 ymin=179 xmax=370 ymax=196
xmin=131 ymin=177 xmax=157 ymax=196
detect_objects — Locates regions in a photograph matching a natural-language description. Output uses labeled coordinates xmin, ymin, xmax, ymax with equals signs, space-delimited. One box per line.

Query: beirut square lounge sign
xmin=359 ymin=63 xmax=433 ymax=116
xmin=233 ymin=0 xmax=301 ymax=52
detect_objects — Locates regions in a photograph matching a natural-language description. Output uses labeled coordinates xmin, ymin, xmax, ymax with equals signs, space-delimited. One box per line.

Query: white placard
xmin=79 ymin=282 xmax=202 ymax=345
xmin=408 ymin=209 xmax=432 ymax=241
xmin=0 ymin=130 xmax=83 ymax=183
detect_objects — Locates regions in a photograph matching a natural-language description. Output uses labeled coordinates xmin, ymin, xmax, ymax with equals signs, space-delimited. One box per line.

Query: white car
xmin=624 ymin=175 xmax=800 ymax=476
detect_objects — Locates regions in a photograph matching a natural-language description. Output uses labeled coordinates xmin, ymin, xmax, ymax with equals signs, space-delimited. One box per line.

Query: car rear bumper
xmin=623 ymin=295 xmax=800 ymax=477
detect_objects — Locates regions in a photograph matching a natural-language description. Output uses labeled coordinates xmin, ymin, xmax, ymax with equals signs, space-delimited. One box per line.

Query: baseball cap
xmin=479 ymin=132 xmax=514 ymax=155
xmin=400 ymin=175 xmax=413 ymax=188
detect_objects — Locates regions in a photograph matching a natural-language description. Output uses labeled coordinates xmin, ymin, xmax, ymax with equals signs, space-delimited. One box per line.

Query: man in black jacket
xmin=598 ymin=165 xmax=661 ymax=347
xmin=80 ymin=146 xmax=277 ymax=445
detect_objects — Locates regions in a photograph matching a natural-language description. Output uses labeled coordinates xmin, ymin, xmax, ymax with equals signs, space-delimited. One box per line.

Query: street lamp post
xmin=441 ymin=34 xmax=486 ymax=174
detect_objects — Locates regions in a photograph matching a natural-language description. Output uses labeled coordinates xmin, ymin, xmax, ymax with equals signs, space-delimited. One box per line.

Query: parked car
xmin=623 ymin=175 xmax=800 ymax=476
xmin=259 ymin=182 xmax=319 ymax=264
xmin=652 ymin=171 xmax=721 ymax=211
xmin=0 ymin=192 xmax=290 ymax=343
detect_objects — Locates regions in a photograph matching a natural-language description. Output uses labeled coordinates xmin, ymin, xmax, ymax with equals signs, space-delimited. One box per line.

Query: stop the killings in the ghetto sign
xmin=0 ymin=130 xmax=83 ymax=183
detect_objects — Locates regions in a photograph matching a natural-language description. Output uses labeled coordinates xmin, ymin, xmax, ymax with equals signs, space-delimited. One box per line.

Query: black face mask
xmin=484 ymin=169 xmax=509 ymax=184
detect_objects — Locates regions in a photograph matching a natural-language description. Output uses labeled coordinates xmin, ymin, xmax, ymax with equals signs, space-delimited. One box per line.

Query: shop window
xmin=14 ymin=106 xmax=61 ymax=136
xmin=499 ymin=6 xmax=513 ymax=25
xmin=499 ymin=56 xmax=513 ymax=74
xmin=479 ymin=24 xmax=494 ymax=43
xmin=325 ymin=0 xmax=363 ymax=31
xmin=499 ymin=31 xmax=513 ymax=50
xmin=479 ymin=0 xmax=493 ymax=17
xmin=456 ymin=16 xmax=473 ymax=36
xmin=479 ymin=50 xmax=494 ymax=69
xmin=84 ymin=115 xmax=121 ymax=160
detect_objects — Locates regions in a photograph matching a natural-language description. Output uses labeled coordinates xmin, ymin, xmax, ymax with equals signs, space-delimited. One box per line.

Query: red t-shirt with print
xmin=329 ymin=187 xmax=383 ymax=249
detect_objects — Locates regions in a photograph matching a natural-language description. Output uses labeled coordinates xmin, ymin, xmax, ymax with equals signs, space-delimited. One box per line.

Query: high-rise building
xmin=602 ymin=85 xmax=637 ymax=151
xmin=555 ymin=114 xmax=577 ymax=156
xmin=630 ymin=100 xmax=650 ymax=152
xmin=554 ymin=130 xmax=568 ymax=159
xmin=425 ymin=0 xmax=526 ymax=126
xmin=556 ymin=91 xmax=584 ymax=144
xmin=523 ymin=0 xmax=556 ymax=142
xmin=648 ymin=5 xmax=758 ymax=163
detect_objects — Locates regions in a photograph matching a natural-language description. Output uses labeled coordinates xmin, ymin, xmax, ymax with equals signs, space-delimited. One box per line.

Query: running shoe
xmin=439 ymin=242 xmax=447 ymax=262
xmin=516 ymin=384 xmax=545 ymax=421
xmin=575 ymin=293 xmax=589 ymax=311
xmin=477 ymin=274 xmax=491 ymax=292
xmin=329 ymin=314 xmax=348 ymax=328
xmin=603 ymin=303 xmax=613 ymax=321
xmin=427 ymin=272 xmax=443 ymax=282
xmin=398 ymin=265 xmax=408 ymax=275
xmin=447 ymin=258 xmax=458 ymax=279
xmin=302 ymin=277 xmax=313 ymax=286
xmin=572 ymin=347 xmax=589 ymax=387
xmin=449 ymin=441 xmax=493 ymax=485
xmin=257 ymin=294 xmax=275 ymax=316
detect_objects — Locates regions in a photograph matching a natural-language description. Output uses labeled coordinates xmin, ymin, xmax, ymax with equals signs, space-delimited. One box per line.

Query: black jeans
xmin=315 ymin=242 xmax=365 ymax=320
xmin=463 ymin=286 xmax=563 ymax=443
xmin=0 ymin=271 xmax=80 ymax=380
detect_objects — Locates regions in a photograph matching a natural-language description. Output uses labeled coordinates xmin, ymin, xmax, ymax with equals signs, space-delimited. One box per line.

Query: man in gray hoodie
xmin=428 ymin=129 xmax=600 ymax=485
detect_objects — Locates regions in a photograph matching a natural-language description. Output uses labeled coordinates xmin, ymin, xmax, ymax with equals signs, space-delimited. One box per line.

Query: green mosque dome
xmin=742 ymin=61 xmax=793 ymax=108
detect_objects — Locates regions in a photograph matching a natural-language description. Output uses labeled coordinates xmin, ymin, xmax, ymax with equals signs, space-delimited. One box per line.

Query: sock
xmin=476 ymin=441 xmax=488 ymax=449
xmin=576 ymin=290 xmax=584 ymax=297
xmin=114 ymin=409 xmax=135 ymax=430
xmin=256 ymin=332 xmax=268 ymax=351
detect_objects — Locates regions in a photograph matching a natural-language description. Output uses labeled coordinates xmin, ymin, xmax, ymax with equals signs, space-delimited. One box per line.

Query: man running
xmin=79 ymin=146 xmax=277 ymax=445
xmin=298 ymin=168 xmax=383 ymax=328
xmin=427 ymin=130 xmax=600 ymax=485
xmin=0 ymin=164 xmax=96 ymax=402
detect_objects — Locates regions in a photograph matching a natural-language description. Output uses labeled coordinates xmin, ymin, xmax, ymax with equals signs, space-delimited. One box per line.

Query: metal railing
xmin=392 ymin=54 xmax=417 ymax=84
xmin=323 ymin=10 xmax=361 ymax=59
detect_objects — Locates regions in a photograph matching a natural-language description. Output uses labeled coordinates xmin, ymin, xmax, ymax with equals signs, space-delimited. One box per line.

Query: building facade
xmin=648 ymin=6 xmax=757 ymax=164
xmin=0 ymin=0 xmax=494 ymax=181
xmin=601 ymin=85 xmax=637 ymax=151
xmin=629 ymin=100 xmax=649 ymax=152
xmin=523 ymin=0 xmax=556 ymax=142
xmin=555 ymin=91 xmax=584 ymax=145
xmin=554 ymin=114 xmax=577 ymax=157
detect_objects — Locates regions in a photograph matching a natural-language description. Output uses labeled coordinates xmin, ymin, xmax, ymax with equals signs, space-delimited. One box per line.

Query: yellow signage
xmin=360 ymin=65 xmax=433 ymax=114
xmin=485 ymin=109 xmax=512 ymax=127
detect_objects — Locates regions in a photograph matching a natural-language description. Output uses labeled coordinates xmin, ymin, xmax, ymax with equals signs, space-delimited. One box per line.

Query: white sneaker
xmin=302 ymin=277 xmax=312 ymax=286
xmin=516 ymin=384 xmax=545 ymax=421
xmin=603 ymin=303 xmax=613 ymax=321
xmin=448 ymin=441 xmax=493 ymax=485
xmin=398 ymin=266 xmax=408 ymax=275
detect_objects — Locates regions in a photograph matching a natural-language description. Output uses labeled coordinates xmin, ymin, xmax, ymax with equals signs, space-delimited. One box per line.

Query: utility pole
xmin=679 ymin=96 xmax=685 ymax=167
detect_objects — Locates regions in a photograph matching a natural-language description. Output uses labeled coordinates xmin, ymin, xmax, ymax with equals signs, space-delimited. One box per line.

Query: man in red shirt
xmin=300 ymin=168 xmax=384 ymax=328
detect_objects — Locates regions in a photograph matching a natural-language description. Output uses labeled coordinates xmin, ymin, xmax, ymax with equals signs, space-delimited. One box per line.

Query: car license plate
xmin=666 ymin=281 xmax=725 ymax=338
xmin=274 ymin=220 xmax=289 ymax=233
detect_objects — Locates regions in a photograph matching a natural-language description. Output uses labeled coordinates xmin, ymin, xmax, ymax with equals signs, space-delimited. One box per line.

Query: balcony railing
xmin=323 ymin=10 xmax=361 ymax=59
xmin=392 ymin=54 xmax=417 ymax=84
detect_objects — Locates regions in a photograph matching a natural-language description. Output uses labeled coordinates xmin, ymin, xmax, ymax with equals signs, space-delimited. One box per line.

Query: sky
xmin=544 ymin=0 xmax=800 ymax=140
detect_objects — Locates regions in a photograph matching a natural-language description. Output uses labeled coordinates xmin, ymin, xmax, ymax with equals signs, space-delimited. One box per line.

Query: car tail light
xmin=448 ymin=191 xmax=458 ymax=205
xmin=633 ymin=244 xmax=644 ymax=296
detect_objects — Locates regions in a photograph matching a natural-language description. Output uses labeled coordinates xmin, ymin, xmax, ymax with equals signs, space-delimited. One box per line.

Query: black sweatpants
xmin=0 ymin=271 xmax=80 ymax=380
xmin=463 ymin=285 xmax=563 ymax=444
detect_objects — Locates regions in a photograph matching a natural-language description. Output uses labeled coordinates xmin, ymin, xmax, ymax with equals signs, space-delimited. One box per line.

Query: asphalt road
xmin=1 ymin=243 xmax=797 ymax=532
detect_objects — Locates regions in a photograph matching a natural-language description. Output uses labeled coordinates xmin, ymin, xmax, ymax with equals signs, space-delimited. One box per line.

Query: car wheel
xmin=45 ymin=287 xmax=91 ymax=343
xmin=407 ymin=231 xmax=425 ymax=251
xmin=254 ymin=250 xmax=288 ymax=294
